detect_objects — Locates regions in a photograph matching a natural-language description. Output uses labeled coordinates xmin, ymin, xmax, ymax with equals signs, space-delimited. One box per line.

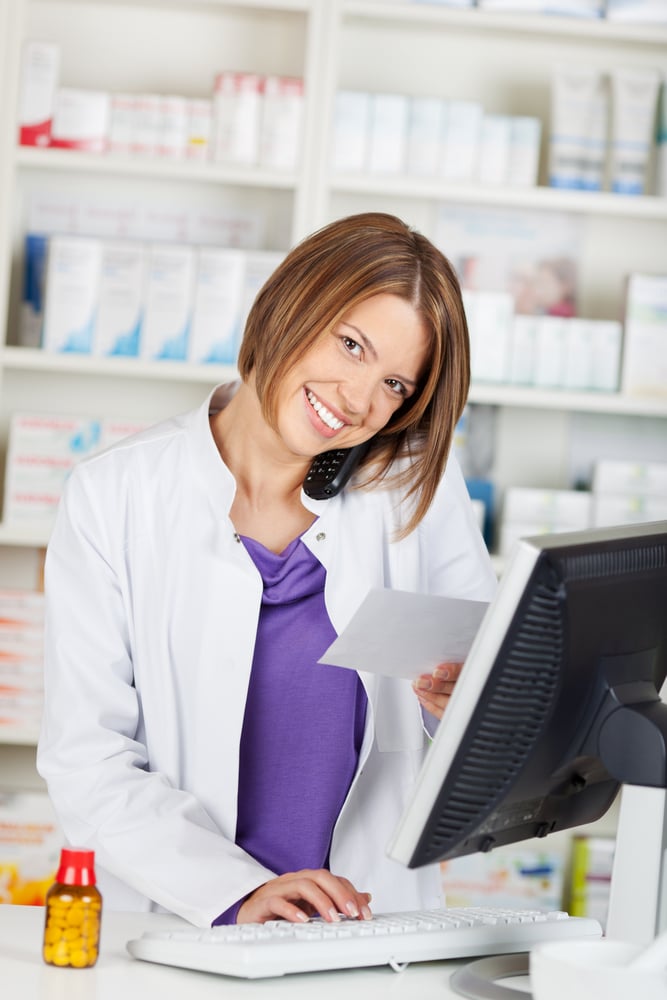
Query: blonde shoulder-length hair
xmin=237 ymin=212 xmax=470 ymax=538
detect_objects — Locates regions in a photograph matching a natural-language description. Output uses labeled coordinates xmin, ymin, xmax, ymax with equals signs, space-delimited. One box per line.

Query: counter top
xmin=0 ymin=905 xmax=498 ymax=999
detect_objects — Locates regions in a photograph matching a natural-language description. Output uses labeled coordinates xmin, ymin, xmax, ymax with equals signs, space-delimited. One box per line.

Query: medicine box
xmin=212 ymin=72 xmax=263 ymax=166
xmin=20 ymin=233 xmax=49 ymax=349
xmin=259 ymin=76 xmax=304 ymax=171
xmin=41 ymin=236 xmax=102 ymax=354
xmin=467 ymin=291 xmax=514 ymax=384
xmin=533 ymin=316 xmax=567 ymax=388
xmin=591 ymin=493 xmax=667 ymax=527
xmin=367 ymin=93 xmax=409 ymax=174
xmin=50 ymin=88 xmax=110 ymax=153
xmin=0 ymin=790 xmax=62 ymax=906
xmin=188 ymin=248 xmax=245 ymax=365
xmin=186 ymin=99 xmax=213 ymax=161
xmin=332 ymin=91 xmax=371 ymax=173
xmin=17 ymin=41 xmax=60 ymax=147
xmin=240 ymin=250 xmax=285 ymax=325
xmin=406 ymin=97 xmax=445 ymax=176
xmin=156 ymin=95 xmax=188 ymax=160
xmin=93 ymin=241 xmax=146 ymax=357
xmin=592 ymin=459 xmax=667 ymax=497
xmin=476 ymin=115 xmax=512 ymax=187
xmin=3 ymin=413 xmax=103 ymax=526
xmin=621 ymin=273 xmax=667 ymax=399
xmin=441 ymin=100 xmax=483 ymax=183
xmin=141 ymin=243 xmax=195 ymax=361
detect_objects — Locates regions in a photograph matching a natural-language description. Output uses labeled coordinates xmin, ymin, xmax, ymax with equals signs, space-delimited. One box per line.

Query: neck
xmin=210 ymin=380 xmax=316 ymax=551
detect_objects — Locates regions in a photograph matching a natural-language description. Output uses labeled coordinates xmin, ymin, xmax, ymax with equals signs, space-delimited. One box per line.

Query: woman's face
xmin=275 ymin=292 xmax=430 ymax=459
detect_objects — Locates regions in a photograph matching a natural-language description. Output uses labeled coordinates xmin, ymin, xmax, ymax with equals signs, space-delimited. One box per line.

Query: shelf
xmin=343 ymin=2 xmax=667 ymax=45
xmin=15 ymin=146 xmax=300 ymax=190
xmin=0 ymin=725 xmax=40 ymax=747
xmin=0 ymin=522 xmax=50 ymax=547
xmin=331 ymin=174 xmax=667 ymax=220
xmin=468 ymin=383 xmax=667 ymax=418
xmin=1 ymin=346 xmax=238 ymax=384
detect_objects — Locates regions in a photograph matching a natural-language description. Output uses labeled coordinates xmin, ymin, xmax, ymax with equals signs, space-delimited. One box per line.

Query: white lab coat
xmin=37 ymin=383 xmax=497 ymax=927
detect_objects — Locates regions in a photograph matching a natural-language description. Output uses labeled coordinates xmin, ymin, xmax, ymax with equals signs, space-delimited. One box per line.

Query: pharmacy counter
xmin=0 ymin=905 xmax=517 ymax=999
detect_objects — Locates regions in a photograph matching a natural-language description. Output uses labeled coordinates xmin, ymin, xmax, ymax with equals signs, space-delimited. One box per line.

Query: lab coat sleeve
xmin=37 ymin=464 xmax=275 ymax=927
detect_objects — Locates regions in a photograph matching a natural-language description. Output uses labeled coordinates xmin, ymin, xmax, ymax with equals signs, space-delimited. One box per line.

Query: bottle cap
xmin=55 ymin=847 xmax=97 ymax=886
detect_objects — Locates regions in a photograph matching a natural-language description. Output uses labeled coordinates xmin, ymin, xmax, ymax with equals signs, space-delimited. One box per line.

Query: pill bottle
xmin=42 ymin=846 xmax=102 ymax=968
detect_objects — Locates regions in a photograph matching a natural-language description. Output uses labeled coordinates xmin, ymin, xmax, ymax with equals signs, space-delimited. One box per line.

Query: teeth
xmin=307 ymin=390 xmax=344 ymax=431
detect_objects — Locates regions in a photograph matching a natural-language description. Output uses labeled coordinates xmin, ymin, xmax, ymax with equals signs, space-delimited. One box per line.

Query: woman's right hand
xmin=237 ymin=869 xmax=373 ymax=924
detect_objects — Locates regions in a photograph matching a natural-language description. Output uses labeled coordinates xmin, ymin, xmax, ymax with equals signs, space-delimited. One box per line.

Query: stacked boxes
xmin=0 ymin=590 xmax=45 ymax=738
xmin=591 ymin=460 xmax=667 ymax=527
xmin=332 ymin=90 xmax=541 ymax=188
xmin=498 ymin=488 xmax=593 ymax=558
xmin=17 ymin=42 xmax=304 ymax=171
xmin=2 ymin=415 xmax=147 ymax=529
xmin=31 ymin=234 xmax=284 ymax=366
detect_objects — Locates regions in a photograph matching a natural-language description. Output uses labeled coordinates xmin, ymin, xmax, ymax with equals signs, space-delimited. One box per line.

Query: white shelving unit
xmin=0 ymin=0 xmax=665 ymax=795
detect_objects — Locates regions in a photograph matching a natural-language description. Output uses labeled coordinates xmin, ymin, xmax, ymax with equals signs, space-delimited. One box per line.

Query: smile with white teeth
xmin=306 ymin=390 xmax=345 ymax=431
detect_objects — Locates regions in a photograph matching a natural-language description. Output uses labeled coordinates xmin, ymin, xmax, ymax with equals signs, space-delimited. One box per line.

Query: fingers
xmin=412 ymin=661 xmax=462 ymax=720
xmin=237 ymin=870 xmax=373 ymax=925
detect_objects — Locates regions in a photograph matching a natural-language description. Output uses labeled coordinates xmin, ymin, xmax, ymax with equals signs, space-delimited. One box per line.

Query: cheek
xmin=369 ymin=392 xmax=405 ymax=430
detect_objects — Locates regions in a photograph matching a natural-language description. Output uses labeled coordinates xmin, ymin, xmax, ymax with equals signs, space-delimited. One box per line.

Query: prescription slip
xmin=319 ymin=589 xmax=489 ymax=679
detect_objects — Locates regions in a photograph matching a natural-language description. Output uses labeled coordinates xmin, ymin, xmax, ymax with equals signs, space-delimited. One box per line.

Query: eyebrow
xmin=340 ymin=321 xmax=419 ymax=389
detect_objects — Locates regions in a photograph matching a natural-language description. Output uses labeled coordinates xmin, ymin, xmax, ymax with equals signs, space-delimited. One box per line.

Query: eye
xmin=385 ymin=378 xmax=408 ymax=398
xmin=341 ymin=335 xmax=363 ymax=359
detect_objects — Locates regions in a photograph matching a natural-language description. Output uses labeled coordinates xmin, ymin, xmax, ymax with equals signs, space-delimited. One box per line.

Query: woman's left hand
xmin=412 ymin=662 xmax=463 ymax=720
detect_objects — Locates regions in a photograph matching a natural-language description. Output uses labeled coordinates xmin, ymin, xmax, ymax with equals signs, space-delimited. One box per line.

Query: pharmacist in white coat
xmin=38 ymin=213 xmax=497 ymax=928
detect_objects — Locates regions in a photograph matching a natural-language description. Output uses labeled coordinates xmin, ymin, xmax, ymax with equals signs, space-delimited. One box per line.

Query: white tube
xmin=549 ymin=65 xmax=608 ymax=191
xmin=610 ymin=68 xmax=661 ymax=196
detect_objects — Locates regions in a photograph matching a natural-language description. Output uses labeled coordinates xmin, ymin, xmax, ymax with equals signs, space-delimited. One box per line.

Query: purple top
xmin=213 ymin=534 xmax=367 ymax=924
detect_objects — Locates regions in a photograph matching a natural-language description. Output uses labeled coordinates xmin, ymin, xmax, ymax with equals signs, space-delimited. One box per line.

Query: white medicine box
xmin=41 ymin=236 xmax=102 ymax=354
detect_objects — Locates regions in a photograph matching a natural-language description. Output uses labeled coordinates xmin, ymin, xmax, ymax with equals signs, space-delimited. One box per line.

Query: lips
xmin=306 ymin=389 xmax=346 ymax=432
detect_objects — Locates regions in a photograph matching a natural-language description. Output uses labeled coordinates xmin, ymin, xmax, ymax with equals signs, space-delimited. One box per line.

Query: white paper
xmin=319 ymin=589 xmax=489 ymax=680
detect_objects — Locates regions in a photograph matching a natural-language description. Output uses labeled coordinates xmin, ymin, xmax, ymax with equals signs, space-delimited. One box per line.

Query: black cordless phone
xmin=303 ymin=440 xmax=372 ymax=500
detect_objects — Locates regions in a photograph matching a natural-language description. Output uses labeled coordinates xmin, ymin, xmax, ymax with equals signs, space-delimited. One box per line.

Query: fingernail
xmin=345 ymin=901 xmax=359 ymax=918
xmin=296 ymin=910 xmax=309 ymax=922
xmin=434 ymin=667 xmax=450 ymax=680
xmin=328 ymin=908 xmax=341 ymax=922
xmin=361 ymin=905 xmax=373 ymax=920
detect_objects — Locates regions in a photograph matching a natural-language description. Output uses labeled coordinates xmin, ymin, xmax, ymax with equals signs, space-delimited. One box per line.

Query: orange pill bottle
xmin=42 ymin=847 xmax=102 ymax=968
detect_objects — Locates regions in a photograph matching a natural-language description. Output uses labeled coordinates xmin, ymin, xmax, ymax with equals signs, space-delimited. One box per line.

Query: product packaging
xmin=43 ymin=848 xmax=102 ymax=968
xmin=621 ymin=272 xmax=667 ymax=397
xmin=0 ymin=789 xmax=60 ymax=905
xmin=549 ymin=66 xmax=608 ymax=191
xmin=107 ymin=93 xmax=136 ymax=156
xmin=189 ymin=248 xmax=245 ymax=364
xmin=406 ymin=97 xmax=446 ymax=176
xmin=156 ymin=95 xmax=188 ymax=159
xmin=441 ymin=100 xmax=483 ymax=183
xmin=508 ymin=314 xmax=539 ymax=385
xmin=131 ymin=94 xmax=161 ymax=157
xmin=533 ymin=316 xmax=568 ymax=387
xmin=212 ymin=72 xmax=263 ymax=166
xmin=331 ymin=91 xmax=371 ymax=172
xmin=656 ymin=78 xmax=667 ymax=198
xmin=609 ymin=68 xmax=661 ymax=195
xmin=20 ymin=233 xmax=49 ymax=348
xmin=141 ymin=243 xmax=195 ymax=361
xmin=476 ymin=115 xmax=512 ymax=186
xmin=17 ymin=41 xmax=60 ymax=147
xmin=41 ymin=236 xmax=103 ymax=353
xmin=467 ymin=291 xmax=515 ymax=383
xmin=50 ymin=89 xmax=111 ymax=154
xmin=367 ymin=93 xmax=409 ymax=174
xmin=507 ymin=117 xmax=541 ymax=188
xmin=186 ymin=99 xmax=213 ymax=161
xmin=259 ymin=76 xmax=304 ymax=171
xmin=93 ymin=240 xmax=147 ymax=357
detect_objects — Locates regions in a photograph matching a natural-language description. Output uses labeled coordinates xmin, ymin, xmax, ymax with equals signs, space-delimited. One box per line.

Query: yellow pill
xmin=66 ymin=907 xmax=85 ymax=927
xmin=52 ymin=942 xmax=71 ymax=967
xmin=69 ymin=949 xmax=89 ymax=968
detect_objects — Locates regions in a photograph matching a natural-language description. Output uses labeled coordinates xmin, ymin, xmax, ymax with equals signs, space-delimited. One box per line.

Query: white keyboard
xmin=126 ymin=907 xmax=602 ymax=979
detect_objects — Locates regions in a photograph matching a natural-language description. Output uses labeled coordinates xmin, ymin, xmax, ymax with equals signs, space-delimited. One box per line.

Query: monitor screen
xmin=388 ymin=521 xmax=667 ymax=873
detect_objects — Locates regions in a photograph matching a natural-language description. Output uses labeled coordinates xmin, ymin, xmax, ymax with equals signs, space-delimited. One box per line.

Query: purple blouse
xmin=213 ymin=533 xmax=367 ymax=924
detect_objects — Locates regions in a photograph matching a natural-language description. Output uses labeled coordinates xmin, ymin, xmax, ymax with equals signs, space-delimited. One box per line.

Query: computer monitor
xmin=388 ymin=520 xmax=667 ymax=944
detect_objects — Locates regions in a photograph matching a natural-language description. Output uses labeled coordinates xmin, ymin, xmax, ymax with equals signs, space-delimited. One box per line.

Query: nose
xmin=338 ymin=372 xmax=376 ymax=416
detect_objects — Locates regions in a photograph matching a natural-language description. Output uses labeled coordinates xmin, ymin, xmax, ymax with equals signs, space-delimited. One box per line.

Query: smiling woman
xmin=37 ymin=212 xmax=497 ymax=934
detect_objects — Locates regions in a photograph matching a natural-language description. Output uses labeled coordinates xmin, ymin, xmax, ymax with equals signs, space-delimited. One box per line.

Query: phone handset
xmin=303 ymin=440 xmax=372 ymax=500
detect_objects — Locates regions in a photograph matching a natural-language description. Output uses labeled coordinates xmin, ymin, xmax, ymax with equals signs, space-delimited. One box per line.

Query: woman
xmin=37 ymin=213 xmax=497 ymax=928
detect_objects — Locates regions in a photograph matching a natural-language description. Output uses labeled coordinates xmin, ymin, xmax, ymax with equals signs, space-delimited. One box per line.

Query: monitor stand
xmin=606 ymin=784 xmax=667 ymax=945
